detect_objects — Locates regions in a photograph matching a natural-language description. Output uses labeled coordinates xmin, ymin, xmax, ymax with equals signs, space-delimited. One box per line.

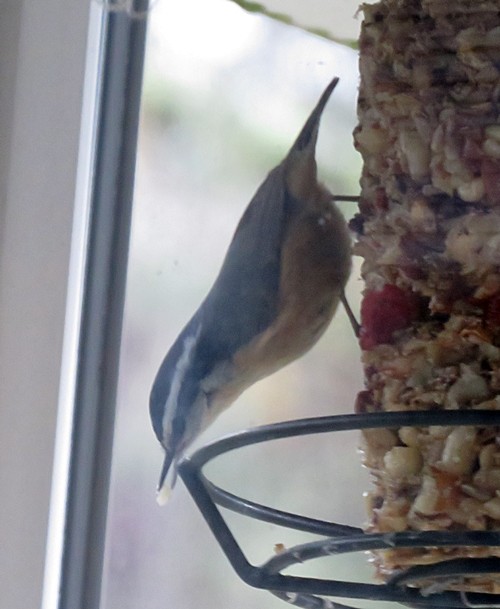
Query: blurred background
xmin=102 ymin=0 xmax=370 ymax=607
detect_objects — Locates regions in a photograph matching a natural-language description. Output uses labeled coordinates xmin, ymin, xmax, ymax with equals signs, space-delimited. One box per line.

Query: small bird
xmin=150 ymin=77 xmax=354 ymax=502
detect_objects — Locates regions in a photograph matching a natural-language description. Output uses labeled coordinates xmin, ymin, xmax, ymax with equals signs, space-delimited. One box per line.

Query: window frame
xmin=0 ymin=2 xmax=148 ymax=608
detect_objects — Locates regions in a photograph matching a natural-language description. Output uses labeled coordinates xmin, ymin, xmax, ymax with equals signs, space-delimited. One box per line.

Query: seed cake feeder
xmin=178 ymin=410 xmax=500 ymax=609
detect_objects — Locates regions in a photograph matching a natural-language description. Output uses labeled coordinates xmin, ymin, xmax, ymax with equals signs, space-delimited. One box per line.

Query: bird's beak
xmin=290 ymin=76 xmax=339 ymax=154
xmin=156 ymin=450 xmax=177 ymax=505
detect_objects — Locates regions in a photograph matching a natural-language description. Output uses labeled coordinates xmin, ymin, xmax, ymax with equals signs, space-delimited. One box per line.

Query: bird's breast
xmin=229 ymin=199 xmax=351 ymax=384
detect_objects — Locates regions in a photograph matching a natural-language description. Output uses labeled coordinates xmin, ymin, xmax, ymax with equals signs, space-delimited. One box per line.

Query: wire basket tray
xmin=178 ymin=410 xmax=500 ymax=609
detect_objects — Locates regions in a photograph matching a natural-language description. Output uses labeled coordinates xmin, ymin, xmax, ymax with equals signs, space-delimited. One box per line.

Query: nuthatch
xmin=150 ymin=77 xmax=355 ymax=502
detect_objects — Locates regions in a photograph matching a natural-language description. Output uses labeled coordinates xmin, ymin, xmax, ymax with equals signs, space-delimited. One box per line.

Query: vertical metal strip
xmin=59 ymin=3 xmax=149 ymax=608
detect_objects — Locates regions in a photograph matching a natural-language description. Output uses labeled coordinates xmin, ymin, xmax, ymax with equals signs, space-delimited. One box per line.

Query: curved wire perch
xmin=263 ymin=540 xmax=500 ymax=609
xmin=388 ymin=558 xmax=500 ymax=589
xmin=177 ymin=410 xmax=500 ymax=609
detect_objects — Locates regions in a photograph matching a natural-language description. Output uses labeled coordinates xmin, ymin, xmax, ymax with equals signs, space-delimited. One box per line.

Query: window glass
xmin=102 ymin=1 xmax=365 ymax=607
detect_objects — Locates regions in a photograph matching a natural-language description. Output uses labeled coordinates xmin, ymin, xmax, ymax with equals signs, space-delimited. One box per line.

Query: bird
xmin=150 ymin=76 xmax=355 ymax=503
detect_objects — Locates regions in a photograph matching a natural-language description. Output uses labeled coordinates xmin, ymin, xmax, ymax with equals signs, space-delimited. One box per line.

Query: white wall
xmin=0 ymin=2 xmax=91 ymax=607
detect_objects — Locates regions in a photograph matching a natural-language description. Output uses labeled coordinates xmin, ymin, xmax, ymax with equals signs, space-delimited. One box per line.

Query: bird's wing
xmin=198 ymin=162 xmax=295 ymax=361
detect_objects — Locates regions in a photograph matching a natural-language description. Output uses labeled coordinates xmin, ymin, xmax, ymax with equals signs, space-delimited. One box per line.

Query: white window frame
xmin=0 ymin=2 xmax=148 ymax=609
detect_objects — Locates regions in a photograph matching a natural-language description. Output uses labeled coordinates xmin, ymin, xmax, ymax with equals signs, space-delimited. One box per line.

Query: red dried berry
xmin=360 ymin=284 xmax=420 ymax=350
xmin=482 ymin=158 xmax=500 ymax=205
xmin=486 ymin=293 xmax=500 ymax=330
xmin=374 ymin=188 xmax=389 ymax=211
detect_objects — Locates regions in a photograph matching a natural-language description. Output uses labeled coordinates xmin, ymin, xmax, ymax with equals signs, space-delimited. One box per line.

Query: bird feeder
xmin=181 ymin=1 xmax=500 ymax=607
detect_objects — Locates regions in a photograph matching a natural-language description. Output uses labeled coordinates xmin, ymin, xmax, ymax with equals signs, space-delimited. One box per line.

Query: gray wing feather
xmin=198 ymin=162 xmax=292 ymax=359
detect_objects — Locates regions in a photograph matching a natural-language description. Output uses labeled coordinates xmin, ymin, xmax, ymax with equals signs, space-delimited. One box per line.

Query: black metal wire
xmin=388 ymin=558 xmax=500 ymax=588
xmin=178 ymin=410 xmax=500 ymax=609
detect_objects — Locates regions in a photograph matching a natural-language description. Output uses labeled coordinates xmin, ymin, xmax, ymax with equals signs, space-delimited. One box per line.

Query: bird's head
xmin=149 ymin=322 xmax=209 ymax=501
xmin=284 ymin=76 xmax=339 ymax=202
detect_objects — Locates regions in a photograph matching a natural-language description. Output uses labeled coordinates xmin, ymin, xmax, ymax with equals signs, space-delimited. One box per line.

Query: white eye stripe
xmin=162 ymin=323 xmax=202 ymax=440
